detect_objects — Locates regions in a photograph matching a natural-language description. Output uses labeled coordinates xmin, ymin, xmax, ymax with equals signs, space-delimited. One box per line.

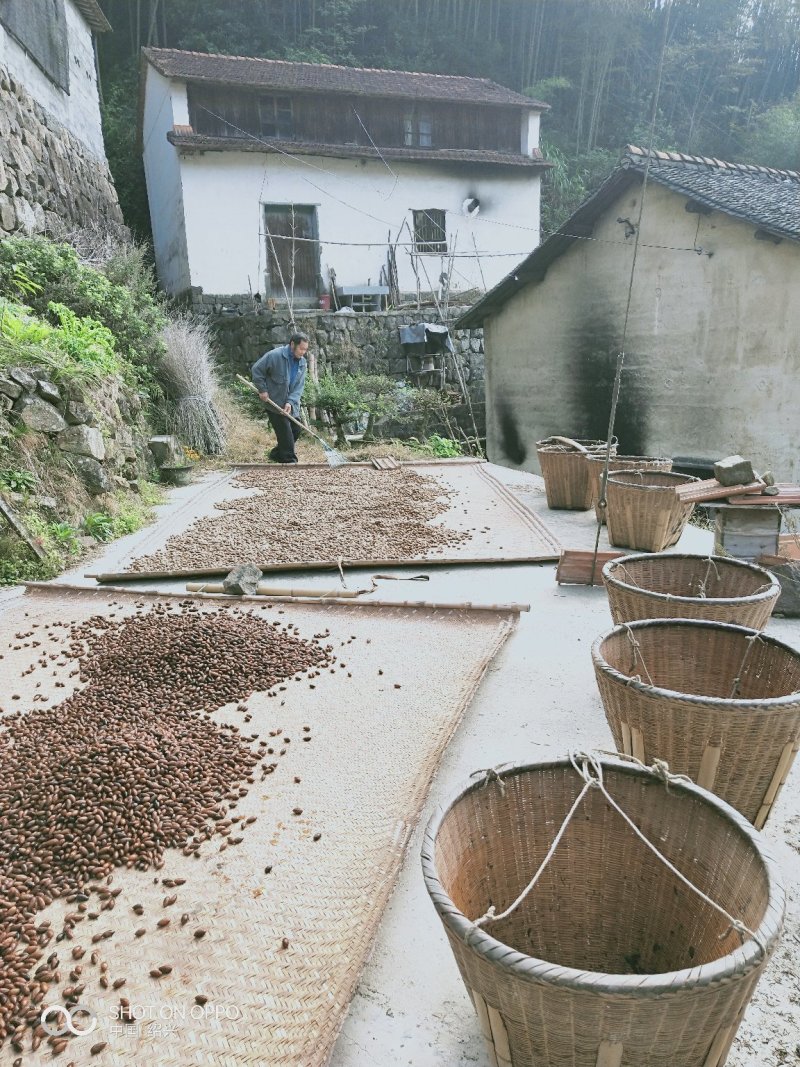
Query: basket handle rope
xmin=469 ymin=751 xmax=766 ymax=955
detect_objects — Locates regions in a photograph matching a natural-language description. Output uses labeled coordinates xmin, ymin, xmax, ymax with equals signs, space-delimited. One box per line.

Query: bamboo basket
xmin=537 ymin=438 xmax=616 ymax=511
xmin=603 ymin=553 xmax=781 ymax=629
xmin=606 ymin=469 xmax=698 ymax=552
xmin=422 ymin=756 xmax=784 ymax=1067
xmin=592 ymin=619 xmax=800 ymax=826
xmin=587 ymin=455 xmax=673 ymax=523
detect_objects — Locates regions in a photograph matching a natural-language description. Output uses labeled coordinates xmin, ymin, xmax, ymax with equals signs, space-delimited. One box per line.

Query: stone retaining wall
xmin=190 ymin=294 xmax=486 ymax=437
xmin=0 ymin=367 xmax=151 ymax=495
xmin=0 ymin=62 xmax=123 ymax=237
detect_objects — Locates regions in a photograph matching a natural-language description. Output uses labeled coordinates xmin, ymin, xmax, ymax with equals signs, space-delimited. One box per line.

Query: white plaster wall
xmin=485 ymin=180 xmax=800 ymax=481
xmin=142 ymin=67 xmax=191 ymax=294
xmin=0 ymin=0 xmax=105 ymax=158
xmin=173 ymin=150 xmax=540 ymax=297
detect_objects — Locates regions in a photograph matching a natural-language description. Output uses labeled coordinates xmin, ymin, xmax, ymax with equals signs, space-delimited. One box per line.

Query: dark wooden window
xmin=258 ymin=96 xmax=294 ymax=138
xmin=0 ymin=0 xmax=69 ymax=90
xmin=264 ymin=205 xmax=320 ymax=300
xmin=413 ymin=209 xmax=447 ymax=254
xmin=404 ymin=114 xmax=433 ymax=147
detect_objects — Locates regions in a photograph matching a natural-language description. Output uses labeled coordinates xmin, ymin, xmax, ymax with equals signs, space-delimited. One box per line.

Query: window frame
xmin=404 ymin=112 xmax=434 ymax=148
xmin=412 ymin=209 xmax=447 ymax=255
xmin=257 ymin=95 xmax=294 ymax=139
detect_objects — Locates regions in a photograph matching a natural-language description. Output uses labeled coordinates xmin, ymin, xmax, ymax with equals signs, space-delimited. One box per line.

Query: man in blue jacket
xmin=251 ymin=332 xmax=309 ymax=463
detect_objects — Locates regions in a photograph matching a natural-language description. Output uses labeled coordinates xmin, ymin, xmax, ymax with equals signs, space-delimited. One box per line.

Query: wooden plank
xmin=0 ymin=497 xmax=48 ymax=561
xmin=487 ymin=1005 xmax=512 ymax=1067
xmin=675 ymin=478 xmax=763 ymax=504
xmin=734 ymin=484 xmax=800 ymax=505
xmin=696 ymin=744 xmax=722 ymax=791
xmin=596 ymin=1041 xmax=624 ymax=1067
xmin=620 ymin=721 xmax=632 ymax=757
xmin=631 ymin=726 xmax=645 ymax=764
xmin=754 ymin=741 xmax=799 ymax=829
xmin=556 ymin=549 xmax=626 ymax=585
xmin=470 ymin=989 xmax=499 ymax=1067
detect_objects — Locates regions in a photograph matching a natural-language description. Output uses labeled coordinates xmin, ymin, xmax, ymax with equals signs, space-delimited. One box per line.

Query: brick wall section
xmin=0 ymin=63 xmax=123 ymax=237
xmin=190 ymin=294 xmax=486 ymax=437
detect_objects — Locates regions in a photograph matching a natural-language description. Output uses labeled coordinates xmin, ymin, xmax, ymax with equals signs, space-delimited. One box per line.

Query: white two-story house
xmin=140 ymin=47 xmax=548 ymax=304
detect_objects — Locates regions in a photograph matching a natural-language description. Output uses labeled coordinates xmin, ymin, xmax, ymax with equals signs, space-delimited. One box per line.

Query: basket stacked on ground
xmin=537 ymin=438 xmax=616 ymax=510
xmin=422 ymin=756 xmax=784 ymax=1067
xmin=592 ymin=619 xmax=800 ymax=827
xmin=606 ymin=469 xmax=698 ymax=551
xmin=604 ymin=553 xmax=781 ymax=629
xmin=586 ymin=455 xmax=673 ymax=523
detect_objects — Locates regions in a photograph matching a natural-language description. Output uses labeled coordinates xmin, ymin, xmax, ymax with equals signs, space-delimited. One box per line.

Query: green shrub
xmin=0 ymin=236 xmax=167 ymax=379
xmin=409 ymin=434 xmax=463 ymax=458
xmin=83 ymin=512 xmax=114 ymax=542
xmin=47 ymin=521 xmax=81 ymax=554
xmin=0 ymin=467 xmax=36 ymax=493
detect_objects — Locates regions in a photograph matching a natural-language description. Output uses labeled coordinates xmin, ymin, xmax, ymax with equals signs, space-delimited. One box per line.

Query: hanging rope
xmin=468 ymin=752 xmax=766 ymax=956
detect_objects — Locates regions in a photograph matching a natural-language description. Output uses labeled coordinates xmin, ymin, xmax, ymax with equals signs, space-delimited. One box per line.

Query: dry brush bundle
xmin=159 ymin=316 xmax=227 ymax=455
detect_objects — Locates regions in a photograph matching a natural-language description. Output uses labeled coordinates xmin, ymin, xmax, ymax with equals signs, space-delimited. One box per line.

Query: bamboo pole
xmin=87 ymin=555 xmax=555 ymax=584
xmin=26 ymin=582 xmax=530 ymax=615
xmin=185 ymin=582 xmax=363 ymax=598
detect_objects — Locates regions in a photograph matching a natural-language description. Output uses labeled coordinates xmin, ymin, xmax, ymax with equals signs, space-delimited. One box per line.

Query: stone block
xmin=14 ymin=395 xmax=67 ymax=433
xmin=8 ymin=367 xmax=36 ymax=392
xmin=71 ymin=456 xmax=112 ymax=496
xmin=223 ymin=563 xmax=263 ymax=596
xmin=58 ymin=425 xmax=105 ymax=460
xmin=36 ymin=379 xmax=61 ymax=404
xmin=714 ymin=455 xmax=755 ymax=487
xmin=0 ymin=394 xmax=12 ymax=415
xmin=148 ymin=435 xmax=184 ymax=467
xmin=65 ymin=400 xmax=94 ymax=425
xmin=0 ymin=192 xmax=14 ymax=231
xmin=0 ymin=375 xmax=22 ymax=399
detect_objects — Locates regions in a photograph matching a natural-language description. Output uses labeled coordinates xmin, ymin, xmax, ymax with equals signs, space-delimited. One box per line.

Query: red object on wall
xmin=318 ymin=294 xmax=331 ymax=310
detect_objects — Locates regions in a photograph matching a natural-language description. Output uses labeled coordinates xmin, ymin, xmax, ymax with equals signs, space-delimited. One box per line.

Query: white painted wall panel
xmin=142 ymin=68 xmax=191 ymax=294
xmin=175 ymin=151 xmax=540 ymax=298
xmin=0 ymin=0 xmax=105 ymax=157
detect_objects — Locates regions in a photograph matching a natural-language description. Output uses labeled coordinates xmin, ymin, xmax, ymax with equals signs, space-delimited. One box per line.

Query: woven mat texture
xmin=0 ymin=586 xmax=515 ymax=1066
xmin=122 ymin=462 xmax=560 ymax=573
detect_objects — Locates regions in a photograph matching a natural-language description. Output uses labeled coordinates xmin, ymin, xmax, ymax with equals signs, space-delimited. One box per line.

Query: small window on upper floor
xmin=258 ymin=96 xmax=294 ymax=139
xmin=413 ymin=209 xmax=447 ymax=254
xmin=404 ymin=114 xmax=434 ymax=148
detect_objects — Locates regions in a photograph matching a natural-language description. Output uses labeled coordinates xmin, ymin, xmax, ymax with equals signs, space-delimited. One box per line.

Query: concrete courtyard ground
xmin=46 ymin=462 xmax=800 ymax=1066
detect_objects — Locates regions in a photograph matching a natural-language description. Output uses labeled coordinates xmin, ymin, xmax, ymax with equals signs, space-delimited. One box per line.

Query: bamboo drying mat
xmin=116 ymin=461 xmax=560 ymax=578
xmin=0 ymin=584 xmax=517 ymax=1067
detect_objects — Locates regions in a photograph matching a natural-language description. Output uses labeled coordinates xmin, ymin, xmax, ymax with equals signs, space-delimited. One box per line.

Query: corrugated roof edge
xmin=72 ymin=0 xmax=112 ymax=33
xmin=141 ymin=46 xmax=549 ymax=109
xmin=454 ymin=144 xmax=800 ymax=329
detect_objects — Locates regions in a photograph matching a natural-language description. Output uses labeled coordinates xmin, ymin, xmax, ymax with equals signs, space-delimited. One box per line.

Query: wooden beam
xmin=0 ymin=497 xmax=48 ymax=561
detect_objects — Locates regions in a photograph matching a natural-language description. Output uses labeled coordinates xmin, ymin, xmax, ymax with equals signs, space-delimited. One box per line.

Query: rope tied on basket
xmin=468 ymin=751 xmax=767 ymax=957
xmin=730 ymin=632 xmax=763 ymax=699
xmin=624 ymin=625 xmax=655 ymax=686
xmin=469 ymin=764 xmax=513 ymax=795
xmin=603 ymin=750 xmax=694 ymax=791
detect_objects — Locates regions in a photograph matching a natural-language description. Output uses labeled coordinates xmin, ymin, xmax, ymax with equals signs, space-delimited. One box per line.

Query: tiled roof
xmin=166 ymin=129 xmax=546 ymax=168
xmin=143 ymin=47 xmax=546 ymax=109
xmin=72 ymin=0 xmax=112 ymax=33
xmin=455 ymin=145 xmax=800 ymax=328
xmin=624 ymin=145 xmax=800 ymax=241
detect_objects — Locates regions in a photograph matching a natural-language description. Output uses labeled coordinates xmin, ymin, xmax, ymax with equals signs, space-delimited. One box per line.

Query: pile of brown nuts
xmin=128 ymin=467 xmax=470 ymax=572
xmin=0 ymin=604 xmax=332 ymax=1048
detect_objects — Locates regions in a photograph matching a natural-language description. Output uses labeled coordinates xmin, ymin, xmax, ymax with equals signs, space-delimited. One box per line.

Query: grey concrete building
xmin=456 ymin=146 xmax=800 ymax=480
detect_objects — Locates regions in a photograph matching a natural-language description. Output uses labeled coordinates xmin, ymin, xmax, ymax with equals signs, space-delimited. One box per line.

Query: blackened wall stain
xmin=496 ymin=398 xmax=527 ymax=465
xmin=566 ymin=309 xmax=650 ymax=455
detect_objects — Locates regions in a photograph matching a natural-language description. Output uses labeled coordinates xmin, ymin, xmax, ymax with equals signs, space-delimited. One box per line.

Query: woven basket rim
xmin=592 ymin=618 xmax=800 ymax=709
xmin=603 ymin=553 xmax=781 ymax=607
xmin=586 ymin=454 xmax=671 ymax=464
xmin=421 ymin=756 xmax=785 ymax=997
xmin=607 ymin=469 xmax=699 ymax=488
xmin=536 ymin=438 xmax=612 ymax=453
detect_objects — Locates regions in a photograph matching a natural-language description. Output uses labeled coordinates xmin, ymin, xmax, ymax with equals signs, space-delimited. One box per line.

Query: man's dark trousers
xmin=267 ymin=409 xmax=302 ymax=463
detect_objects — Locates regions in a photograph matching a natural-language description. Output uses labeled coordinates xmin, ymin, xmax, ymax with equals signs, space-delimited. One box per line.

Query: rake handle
xmin=236 ymin=374 xmax=334 ymax=451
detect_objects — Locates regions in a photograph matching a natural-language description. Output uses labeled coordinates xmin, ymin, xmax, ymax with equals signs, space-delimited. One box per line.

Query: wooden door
xmin=264 ymin=205 xmax=320 ymax=301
